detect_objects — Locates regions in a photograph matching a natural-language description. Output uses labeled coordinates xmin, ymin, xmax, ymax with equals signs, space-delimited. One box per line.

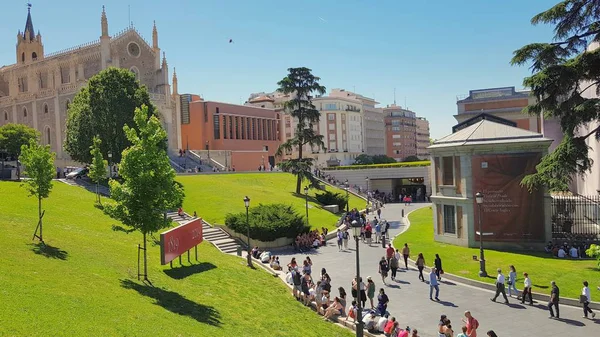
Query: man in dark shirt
xmin=548 ymin=281 xmax=560 ymax=318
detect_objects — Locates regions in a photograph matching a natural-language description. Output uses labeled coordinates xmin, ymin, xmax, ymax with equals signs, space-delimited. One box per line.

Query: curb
xmin=393 ymin=206 xmax=600 ymax=311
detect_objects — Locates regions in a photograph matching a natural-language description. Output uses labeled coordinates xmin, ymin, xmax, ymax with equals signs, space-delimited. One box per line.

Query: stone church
xmin=0 ymin=6 xmax=182 ymax=166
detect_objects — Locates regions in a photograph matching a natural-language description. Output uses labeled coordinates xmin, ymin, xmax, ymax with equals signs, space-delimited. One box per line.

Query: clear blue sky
xmin=0 ymin=0 xmax=557 ymax=139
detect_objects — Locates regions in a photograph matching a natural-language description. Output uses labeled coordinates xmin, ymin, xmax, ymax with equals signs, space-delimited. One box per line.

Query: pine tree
xmin=512 ymin=0 xmax=600 ymax=191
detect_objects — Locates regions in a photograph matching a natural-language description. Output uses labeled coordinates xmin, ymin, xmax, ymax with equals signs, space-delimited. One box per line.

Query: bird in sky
xmin=229 ymin=39 xmax=233 ymax=43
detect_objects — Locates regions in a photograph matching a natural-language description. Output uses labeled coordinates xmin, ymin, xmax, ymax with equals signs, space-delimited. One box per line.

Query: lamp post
xmin=206 ymin=141 xmax=210 ymax=162
xmin=475 ymin=192 xmax=487 ymax=277
xmin=107 ymin=152 xmax=113 ymax=178
xmin=365 ymin=177 xmax=370 ymax=210
xmin=351 ymin=220 xmax=364 ymax=337
xmin=244 ymin=196 xmax=252 ymax=268
xmin=344 ymin=179 xmax=349 ymax=213
xmin=304 ymin=186 xmax=309 ymax=227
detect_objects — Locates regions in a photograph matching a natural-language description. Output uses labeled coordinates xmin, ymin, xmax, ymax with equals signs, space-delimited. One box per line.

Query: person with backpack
xmin=342 ymin=228 xmax=349 ymax=250
xmin=291 ymin=268 xmax=302 ymax=300
xmin=379 ymin=256 xmax=389 ymax=285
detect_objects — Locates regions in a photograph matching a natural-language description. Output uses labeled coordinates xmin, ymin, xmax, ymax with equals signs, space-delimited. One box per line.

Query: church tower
xmin=100 ymin=6 xmax=111 ymax=69
xmin=16 ymin=4 xmax=44 ymax=64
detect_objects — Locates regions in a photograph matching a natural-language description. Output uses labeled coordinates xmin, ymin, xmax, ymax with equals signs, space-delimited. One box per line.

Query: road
xmin=274 ymin=203 xmax=600 ymax=337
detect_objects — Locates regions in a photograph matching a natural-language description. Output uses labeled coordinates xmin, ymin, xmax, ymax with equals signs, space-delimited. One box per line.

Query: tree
xmin=0 ymin=123 xmax=40 ymax=179
xmin=103 ymin=105 xmax=184 ymax=282
xmin=88 ymin=136 xmax=107 ymax=205
xmin=354 ymin=154 xmax=374 ymax=165
xmin=275 ymin=67 xmax=326 ymax=194
xmin=65 ymin=67 xmax=158 ymax=165
xmin=512 ymin=0 xmax=600 ymax=191
xmin=20 ymin=139 xmax=55 ymax=243
xmin=402 ymin=155 xmax=420 ymax=162
xmin=372 ymin=154 xmax=397 ymax=164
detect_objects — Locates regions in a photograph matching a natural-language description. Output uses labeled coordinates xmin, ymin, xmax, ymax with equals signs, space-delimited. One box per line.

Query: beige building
xmin=0 ymin=6 xmax=181 ymax=166
xmin=416 ymin=117 xmax=430 ymax=159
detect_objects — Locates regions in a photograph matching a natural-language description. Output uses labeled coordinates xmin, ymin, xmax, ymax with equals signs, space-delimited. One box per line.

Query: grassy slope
xmin=393 ymin=206 xmax=598 ymax=300
xmin=0 ymin=181 xmax=352 ymax=337
xmin=178 ymin=173 xmax=365 ymax=230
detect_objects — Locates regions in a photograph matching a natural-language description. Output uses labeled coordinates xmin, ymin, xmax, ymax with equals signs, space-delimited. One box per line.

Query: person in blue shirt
xmin=429 ymin=268 xmax=440 ymax=301
xmin=375 ymin=222 xmax=382 ymax=243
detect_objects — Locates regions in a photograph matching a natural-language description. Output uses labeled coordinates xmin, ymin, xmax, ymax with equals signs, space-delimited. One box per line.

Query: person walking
xmin=415 ymin=253 xmax=425 ymax=282
xmin=402 ymin=243 xmax=410 ymax=269
xmin=379 ymin=256 xmax=389 ymax=285
xmin=507 ymin=265 xmax=518 ymax=297
xmin=375 ymin=221 xmax=382 ymax=244
xmin=336 ymin=229 xmax=343 ymax=251
xmin=490 ymin=268 xmax=509 ymax=304
xmin=582 ymin=280 xmax=596 ymax=319
xmin=429 ymin=268 xmax=440 ymax=301
xmin=521 ymin=272 xmax=533 ymax=305
xmin=342 ymin=228 xmax=349 ymax=250
xmin=548 ymin=281 xmax=560 ymax=319
xmin=377 ymin=288 xmax=389 ymax=316
xmin=390 ymin=253 xmax=399 ymax=281
xmin=434 ymin=254 xmax=443 ymax=281
xmin=377 ymin=207 xmax=382 ymax=219
xmin=367 ymin=276 xmax=376 ymax=309
xmin=385 ymin=244 xmax=395 ymax=265
xmin=462 ymin=310 xmax=479 ymax=337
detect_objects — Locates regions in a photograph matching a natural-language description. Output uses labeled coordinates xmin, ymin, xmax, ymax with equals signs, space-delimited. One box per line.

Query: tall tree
xmin=512 ymin=0 xmax=600 ymax=191
xmin=103 ymin=105 xmax=184 ymax=282
xmin=275 ymin=67 xmax=326 ymax=194
xmin=20 ymin=139 xmax=55 ymax=243
xmin=0 ymin=123 xmax=40 ymax=179
xmin=64 ymin=67 xmax=158 ymax=165
xmin=88 ymin=136 xmax=108 ymax=205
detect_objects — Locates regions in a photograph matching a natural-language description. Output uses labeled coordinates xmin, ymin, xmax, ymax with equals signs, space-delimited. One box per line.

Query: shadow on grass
xmin=533 ymin=284 xmax=549 ymax=289
xmin=120 ymin=279 xmax=222 ymax=326
xmin=163 ymin=262 xmax=217 ymax=280
xmin=30 ymin=243 xmax=68 ymax=260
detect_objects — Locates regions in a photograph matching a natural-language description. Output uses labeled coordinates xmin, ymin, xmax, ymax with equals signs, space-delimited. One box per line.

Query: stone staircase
xmin=166 ymin=212 xmax=242 ymax=254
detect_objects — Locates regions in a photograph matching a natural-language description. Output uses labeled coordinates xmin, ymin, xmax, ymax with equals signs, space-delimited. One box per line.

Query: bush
xmin=225 ymin=204 xmax=309 ymax=242
xmin=315 ymin=190 xmax=348 ymax=210
xmin=322 ymin=160 xmax=431 ymax=171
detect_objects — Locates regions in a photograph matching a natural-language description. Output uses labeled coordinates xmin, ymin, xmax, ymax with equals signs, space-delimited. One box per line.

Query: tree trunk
xmin=296 ymin=102 xmax=304 ymax=195
xmin=38 ymin=196 xmax=43 ymax=243
xmin=143 ymin=232 xmax=148 ymax=281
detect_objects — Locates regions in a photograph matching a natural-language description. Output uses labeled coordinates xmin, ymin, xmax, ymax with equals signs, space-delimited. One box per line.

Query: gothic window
xmin=32 ymin=52 xmax=37 ymax=61
xmin=43 ymin=103 xmax=48 ymax=114
xmin=45 ymin=126 xmax=51 ymax=145
xmin=3 ymin=112 xmax=7 ymax=121
xmin=21 ymin=52 xmax=25 ymax=63
xmin=23 ymin=107 xmax=27 ymax=118
xmin=130 ymin=66 xmax=140 ymax=80
xmin=127 ymin=42 xmax=141 ymax=57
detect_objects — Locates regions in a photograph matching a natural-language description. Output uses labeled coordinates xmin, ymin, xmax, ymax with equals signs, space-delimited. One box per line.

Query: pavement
xmin=272 ymin=203 xmax=600 ymax=337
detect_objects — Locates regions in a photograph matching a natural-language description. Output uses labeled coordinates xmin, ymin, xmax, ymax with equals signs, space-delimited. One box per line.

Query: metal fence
xmin=551 ymin=194 xmax=600 ymax=242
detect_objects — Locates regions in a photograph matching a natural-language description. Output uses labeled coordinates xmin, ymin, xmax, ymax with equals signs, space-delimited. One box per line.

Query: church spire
xmin=172 ymin=68 xmax=178 ymax=95
xmin=162 ymin=52 xmax=167 ymax=68
xmin=101 ymin=5 xmax=109 ymax=37
xmin=24 ymin=3 xmax=35 ymax=41
xmin=152 ymin=20 xmax=159 ymax=50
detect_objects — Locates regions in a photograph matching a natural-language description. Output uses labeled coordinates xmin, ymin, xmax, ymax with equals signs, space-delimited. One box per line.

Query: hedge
xmin=315 ymin=190 xmax=348 ymax=210
xmin=322 ymin=160 xmax=431 ymax=171
xmin=224 ymin=203 xmax=309 ymax=242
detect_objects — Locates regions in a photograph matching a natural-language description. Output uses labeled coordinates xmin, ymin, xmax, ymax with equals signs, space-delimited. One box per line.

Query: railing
xmin=59 ymin=83 xmax=77 ymax=94
xmin=551 ymin=194 xmax=600 ymax=242
xmin=37 ymin=88 xmax=55 ymax=98
xmin=16 ymin=92 xmax=35 ymax=102
xmin=45 ymin=39 xmax=101 ymax=59
xmin=0 ymin=96 xmax=12 ymax=105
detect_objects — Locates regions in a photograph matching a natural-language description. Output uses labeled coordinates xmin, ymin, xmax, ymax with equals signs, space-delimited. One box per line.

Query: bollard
xmin=237 ymin=245 xmax=242 ymax=256
xmin=381 ymin=234 xmax=386 ymax=248
xmin=401 ymin=209 xmax=405 ymax=218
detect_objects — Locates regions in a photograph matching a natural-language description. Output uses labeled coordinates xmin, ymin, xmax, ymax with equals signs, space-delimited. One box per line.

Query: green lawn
xmin=0 ymin=181 xmax=352 ymax=337
xmin=178 ymin=173 xmax=366 ymax=230
xmin=393 ymin=206 xmax=599 ymax=300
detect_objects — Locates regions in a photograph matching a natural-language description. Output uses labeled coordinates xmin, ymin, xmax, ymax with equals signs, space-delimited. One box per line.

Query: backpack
xmin=343 ymin=231 xmax=349 ymax=240
xmin=292 ymin=271 xmax=302 ymax=285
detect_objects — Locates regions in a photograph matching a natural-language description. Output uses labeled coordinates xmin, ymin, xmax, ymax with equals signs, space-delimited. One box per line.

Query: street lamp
xmin=351 ymin=220 xmax=364 ymax=337
xmin=304 ymin=186 xmax=309 ymax=227
xmin=475 ymin=192 xmax=487 ymax=277
xmin=244 ymin=196 xmax=252 ymax=268
xmin=107 ymin=152 xmax=113 ymax=178
xmin=344 ymin=179 xmax=349 ymax=213
xmin=206 ymin=141 xmax=210 ymax=162
xmin=365 ymin=177 xmax=370 ymax=210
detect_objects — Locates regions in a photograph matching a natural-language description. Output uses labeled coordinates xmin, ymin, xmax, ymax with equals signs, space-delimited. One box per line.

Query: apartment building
xmin=384 ymin=104 xmax=418 ymax=161
xmin=416 ymin=117 xmax=430 ymax=159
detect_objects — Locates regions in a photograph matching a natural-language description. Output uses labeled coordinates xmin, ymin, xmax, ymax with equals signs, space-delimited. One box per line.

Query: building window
xmin=329 ymin=133 xmax=336 ymax=141
xmin=32 ymin=52 xmax=37 ymax=61
xmin=223 ymin=116 xmax=228 ymax=139
xmin=235 ymin=117 xmax=239 ymax=139
xmin=442 ymin=156 xmax=454 ymax=185
xmin=443 ymin=205 xmax=456 ymax=234
xmin=252 ymin=118 xmax=256 ymax=140
xmin=45 ymin=126 xmax=51 ymax=145
xmin=392 ymin=135 xmax=401 ymax=139
xmin=229 ymin=116 xmax=233 ymax=139
xmin=241 ymin=118 xmax=245 ymax=139
xmin=328 ymin=113 xmax=335 ymax=121
xmin=127 ymin=42 xmax=141 ymax=58
xmin=66 ymin=100 xmax=71 ymax=111
xmin=23 ymin=107 xmax=28 ymax=118
xmin=324 ymin=103 xmax=337 ymax=110
xmin=328 ymin=123 xmax=335 ymax=131
xmin=21 ymin=52 xmax=25 ymax=63
xmin=43 ymin=103 xmax=48 ymax=114
xmin=247 ymin=118 xmax=252 ymax=140
xmin=392 ymin=126 xmax=400 ymax=131
xmin=213 ymin=115 xmax=220 ymax=139
xmin=3 ymin=112 xmax=7 ymax=121
xmin=129 ymin=66 xmax=139 ymax=80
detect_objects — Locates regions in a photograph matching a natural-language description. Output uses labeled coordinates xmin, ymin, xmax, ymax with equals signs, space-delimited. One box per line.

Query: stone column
xmin=32 ymin=100 xmax=38 ymax=132
xmin=12 ymin=104 xmax=17 ymax=123
xmin=53 ymin=95 xmax=63 ymax=159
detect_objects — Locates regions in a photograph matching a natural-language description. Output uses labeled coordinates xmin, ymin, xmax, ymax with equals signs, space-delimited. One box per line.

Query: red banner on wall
xmin=471 ymin=153 xmax=545 ymax=242
xmin=160 ymin=218 xmax=203 ymax=265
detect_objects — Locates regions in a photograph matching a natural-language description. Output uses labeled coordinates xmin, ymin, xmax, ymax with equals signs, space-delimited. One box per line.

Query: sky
xmin=0 ymin=0 xmax=558 ymax=139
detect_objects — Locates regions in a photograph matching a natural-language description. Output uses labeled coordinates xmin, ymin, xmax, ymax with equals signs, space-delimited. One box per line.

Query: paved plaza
xmin=274 ymin=203 xmax=600 ymax=337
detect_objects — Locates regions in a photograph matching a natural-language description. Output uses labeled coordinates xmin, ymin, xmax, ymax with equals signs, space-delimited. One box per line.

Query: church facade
xmin=0 ymin=6 xmax=182 ymax=166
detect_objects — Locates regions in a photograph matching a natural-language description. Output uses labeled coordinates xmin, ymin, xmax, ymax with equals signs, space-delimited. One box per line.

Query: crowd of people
xmin=544 ymin=240 xmax=595 ymax=258
xmin=294 ymin=228 xmax=329 ymax=252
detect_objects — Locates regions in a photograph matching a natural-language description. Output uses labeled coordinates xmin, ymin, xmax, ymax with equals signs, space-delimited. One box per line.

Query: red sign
xmin=160 ymin=218 xmax=203 ymax=265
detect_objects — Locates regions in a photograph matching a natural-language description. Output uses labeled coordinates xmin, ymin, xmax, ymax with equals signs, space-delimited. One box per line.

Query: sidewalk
xmin=271 ymin=203 xmax=600 ymax=337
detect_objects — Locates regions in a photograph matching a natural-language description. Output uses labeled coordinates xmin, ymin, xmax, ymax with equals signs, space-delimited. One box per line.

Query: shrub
xmin=586 ymin=244 xmax=600 ymax=269
xmin=315 ymin=190 xmax=348 ymax=210
xmin=225 ymin=204 xmax=309 ymax=242
xmin=322 ymin=160 xmax=431 ymax=170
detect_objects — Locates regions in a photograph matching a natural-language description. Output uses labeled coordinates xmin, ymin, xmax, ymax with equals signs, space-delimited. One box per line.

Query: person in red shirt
xmin=462 ymin=310 xmax=479 ymax=337
xmin=386 ymin=244 xmax=395 ymax=265
xmin=383 ymin=317 xmax=396 ymax=337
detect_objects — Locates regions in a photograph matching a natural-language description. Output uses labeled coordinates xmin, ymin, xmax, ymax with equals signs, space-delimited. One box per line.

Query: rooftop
xmin=457 ymin=86 xmax=531 ymax=103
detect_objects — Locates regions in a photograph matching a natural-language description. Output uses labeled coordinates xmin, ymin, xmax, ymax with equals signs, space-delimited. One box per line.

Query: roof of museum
xmin=429 ymin=118 xmax=552 ymax=149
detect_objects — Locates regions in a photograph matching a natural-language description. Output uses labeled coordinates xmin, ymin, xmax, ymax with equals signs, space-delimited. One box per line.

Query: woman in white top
xmin=520 ymin=272 xmax=533 ymax=305
xmin=582 ymin=281 xmax=596 ymax=319
xmin=507 ymin=265 xmax=518 ymax=297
